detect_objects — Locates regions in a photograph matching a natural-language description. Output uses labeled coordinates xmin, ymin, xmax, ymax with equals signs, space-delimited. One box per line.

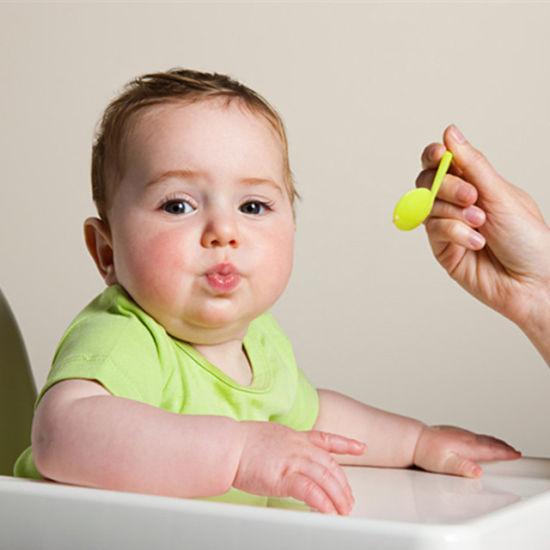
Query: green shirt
xmin=14 ymin=284 xmax=319 ymax=507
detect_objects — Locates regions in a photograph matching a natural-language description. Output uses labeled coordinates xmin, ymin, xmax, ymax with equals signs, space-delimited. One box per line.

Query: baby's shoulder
xmin=43 ymin=285 xmax=168 ymax=408
xmin=248 ymin=311 xmax=293 ymax=352
xmin=53 ymin=284 xmax=163 ymax=364
xmin=249 ymin=310 xmax=283 ymax=335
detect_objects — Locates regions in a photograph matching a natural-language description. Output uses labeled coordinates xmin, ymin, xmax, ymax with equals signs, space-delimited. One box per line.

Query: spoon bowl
xmin=393 ymin=188 xmax=433 ymax=231
xmin=393 ymin=150 xmax=454 ymax=231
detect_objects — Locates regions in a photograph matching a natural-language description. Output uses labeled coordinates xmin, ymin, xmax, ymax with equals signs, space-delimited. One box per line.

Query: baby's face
xmin=107 ymin=98 xmax=295 ymax=344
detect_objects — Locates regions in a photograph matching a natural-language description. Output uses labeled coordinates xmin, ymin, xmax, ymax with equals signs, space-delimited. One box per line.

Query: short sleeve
xmin=271 ymin=367 xmax=319 ymax=431
xmin=250 ymin=312 xmax=320 ymax=431
xmin=36 ymin=310 xmax=164 ymax=409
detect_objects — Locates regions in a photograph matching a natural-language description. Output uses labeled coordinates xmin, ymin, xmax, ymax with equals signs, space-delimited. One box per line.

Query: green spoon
xmin=393 ymin=150 xmax=454 ymax=231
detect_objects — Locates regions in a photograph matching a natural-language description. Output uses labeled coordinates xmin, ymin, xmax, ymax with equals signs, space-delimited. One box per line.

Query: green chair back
xmin=0 ymin=289 xmax=37 ymax=475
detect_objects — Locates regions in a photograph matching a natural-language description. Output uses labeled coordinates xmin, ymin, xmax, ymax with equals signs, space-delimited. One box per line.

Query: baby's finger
xmin=471 ymin=445 xmax=522 ymax=462
xmin=301 ymin=460 xmax=353 ymax=515
xmin=308 ymin=430 xmax=366 ymax=456
xmin=306 ymin=431 xmax=360 ymax=503
xmin=469 ymin=435 xmax=522 ymax=459
xmin=462 ymin=445 xmax=521 ymax=463
xmin=416 ymin=171 xmax=478 ymax=208
xmin=286 ymin=472 xmax=337 ymax=515
xmin=475 ymin=434 xmax=522 ymax=453
xmin=427 ymin=200 xmax=486 ymax=228
xmin=310 ymin=452 xmax=354 ymax=505
xmin=425 ymin=218 xmax=486 ymax=251
xmin=441 ymin=452 xmax=483 ymax=478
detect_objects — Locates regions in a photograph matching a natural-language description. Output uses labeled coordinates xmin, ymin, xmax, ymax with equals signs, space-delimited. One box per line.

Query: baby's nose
xmin=201 ymin=214 xmax=239 ymax=248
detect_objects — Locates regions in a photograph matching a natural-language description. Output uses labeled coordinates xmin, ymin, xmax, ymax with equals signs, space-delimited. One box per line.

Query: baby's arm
xmin=32 ymin=379 xmax=365 ymax=514
xmin=33 ymin=379 xmax=244 ymax=496
xmin=314 ymin=389 xmax=521 ymax=477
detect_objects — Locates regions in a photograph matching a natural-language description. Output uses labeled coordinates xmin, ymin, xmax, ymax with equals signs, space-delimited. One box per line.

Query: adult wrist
xmin=515 ymin=284 xmax=550 ymax=366
xmin=516 ymin=285 xmax=550 ymax=338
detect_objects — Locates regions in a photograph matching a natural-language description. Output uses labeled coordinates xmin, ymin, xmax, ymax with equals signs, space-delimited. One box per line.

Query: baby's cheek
xmin=262 ymin=229 xmax=294 ymax=293
xmin=128 ymin=232 xmax=190 ymax=292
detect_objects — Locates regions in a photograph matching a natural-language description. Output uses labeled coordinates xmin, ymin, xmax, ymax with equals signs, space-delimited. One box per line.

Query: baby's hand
xmin=413 ymin=425 xmax=522 ymax=478
xmin=233 ymin=421 xmax=366 ymax=515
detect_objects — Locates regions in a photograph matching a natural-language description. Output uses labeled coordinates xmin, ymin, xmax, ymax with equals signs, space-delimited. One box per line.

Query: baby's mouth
xmin=205 ymin=262 xmax=241 ymax=293
xmin=206 ymin=262 xmax=238 ymax=276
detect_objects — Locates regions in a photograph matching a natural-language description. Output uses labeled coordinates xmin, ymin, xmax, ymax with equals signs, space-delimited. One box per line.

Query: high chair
xmin=0 ymin=288 xmax=36 ymax=476
xmin=1 ymin=287 xmax=549 ymax=549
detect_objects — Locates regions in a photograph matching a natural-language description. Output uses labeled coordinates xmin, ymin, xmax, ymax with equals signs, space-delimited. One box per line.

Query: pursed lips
xmin=204 ymin=262 xmax=241 ymax=292
xmin=205 ymin=262 xmax=239 ymax=276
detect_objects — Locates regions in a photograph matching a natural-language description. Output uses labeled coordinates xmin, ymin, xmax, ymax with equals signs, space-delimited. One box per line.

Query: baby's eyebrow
xmin=145 ymin=169 xmax=283 ymax=196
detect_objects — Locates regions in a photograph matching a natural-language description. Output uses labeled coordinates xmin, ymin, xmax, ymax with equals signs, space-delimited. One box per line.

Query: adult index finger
xmin=421 ymin=142 xmax=445 ymax=170
xmin=421 ymin=142 xmax=464 ymax=177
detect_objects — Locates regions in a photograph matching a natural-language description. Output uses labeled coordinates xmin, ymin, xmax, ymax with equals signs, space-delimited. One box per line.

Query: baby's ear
xmin=83 ymin=217 xmax=117 ymax=285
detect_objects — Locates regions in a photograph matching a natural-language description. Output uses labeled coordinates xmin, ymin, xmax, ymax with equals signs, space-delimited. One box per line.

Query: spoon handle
xmin=430 ymin=151 xmax=454 ymax=198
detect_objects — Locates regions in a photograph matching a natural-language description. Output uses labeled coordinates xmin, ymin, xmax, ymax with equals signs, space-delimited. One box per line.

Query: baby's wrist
xmin=205 ymin=416 xmax=250 ymax=493
xmin=411 ymin=423 xmax=430 ymax=467
xmin=232 ymin=420 xmax=262 ymax=487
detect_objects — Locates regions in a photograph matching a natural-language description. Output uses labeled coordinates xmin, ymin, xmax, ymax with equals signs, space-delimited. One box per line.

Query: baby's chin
xmin=163 ymin=305 xmax=256 ymax=344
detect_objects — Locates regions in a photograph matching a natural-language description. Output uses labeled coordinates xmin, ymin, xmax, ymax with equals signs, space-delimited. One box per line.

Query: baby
xmin=14 ymin=68 xmax=521 ymax=515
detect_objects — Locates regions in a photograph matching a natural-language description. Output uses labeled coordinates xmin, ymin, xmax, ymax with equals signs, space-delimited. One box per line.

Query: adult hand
xmin=413 ymin=425 xmax=521 ymax=478
xmin=417 ymin=125 xmax=550 ymax=329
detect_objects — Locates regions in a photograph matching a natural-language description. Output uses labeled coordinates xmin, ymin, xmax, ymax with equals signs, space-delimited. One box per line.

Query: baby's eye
xmin=162 ymin=199 xmax=196 ymax=216
xmin=240 ymin=201 xmax=272 ymax=215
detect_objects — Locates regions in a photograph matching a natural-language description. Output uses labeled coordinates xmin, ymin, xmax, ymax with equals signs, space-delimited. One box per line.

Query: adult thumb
xmin=443 ymin=125 xmax=503 ymax=201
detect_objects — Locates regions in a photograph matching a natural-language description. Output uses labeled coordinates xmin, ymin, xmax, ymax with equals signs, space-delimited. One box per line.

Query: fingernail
xmin=450 ymin=125 xmax=466 ymax=144
xmin=464 ymin=206 xmax=484 ymax=224
xmin=469 ymin=231 xmax=485 ymax=249
xmin=457 ymin=185 xmax=475 ymax=203
xmin=472 ymin=465 xmax=482 ymax=477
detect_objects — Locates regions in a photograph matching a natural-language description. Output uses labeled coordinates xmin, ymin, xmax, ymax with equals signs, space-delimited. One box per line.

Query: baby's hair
xmin=91 ymin=67 xmax=299 ymax=221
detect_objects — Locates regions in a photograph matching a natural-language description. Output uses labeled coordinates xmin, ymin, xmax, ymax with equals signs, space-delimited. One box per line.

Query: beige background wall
xmin=2 ymin=2 xmax=550 ymax=456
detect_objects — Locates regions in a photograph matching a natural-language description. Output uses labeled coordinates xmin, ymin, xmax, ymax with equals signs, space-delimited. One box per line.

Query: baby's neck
xmin=193 ymin=338 xmax=253 ymax=386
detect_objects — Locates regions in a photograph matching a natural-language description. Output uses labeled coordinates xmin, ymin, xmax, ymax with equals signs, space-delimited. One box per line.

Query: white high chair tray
xmin=1 ymin=457 xmax=549 ymax=549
